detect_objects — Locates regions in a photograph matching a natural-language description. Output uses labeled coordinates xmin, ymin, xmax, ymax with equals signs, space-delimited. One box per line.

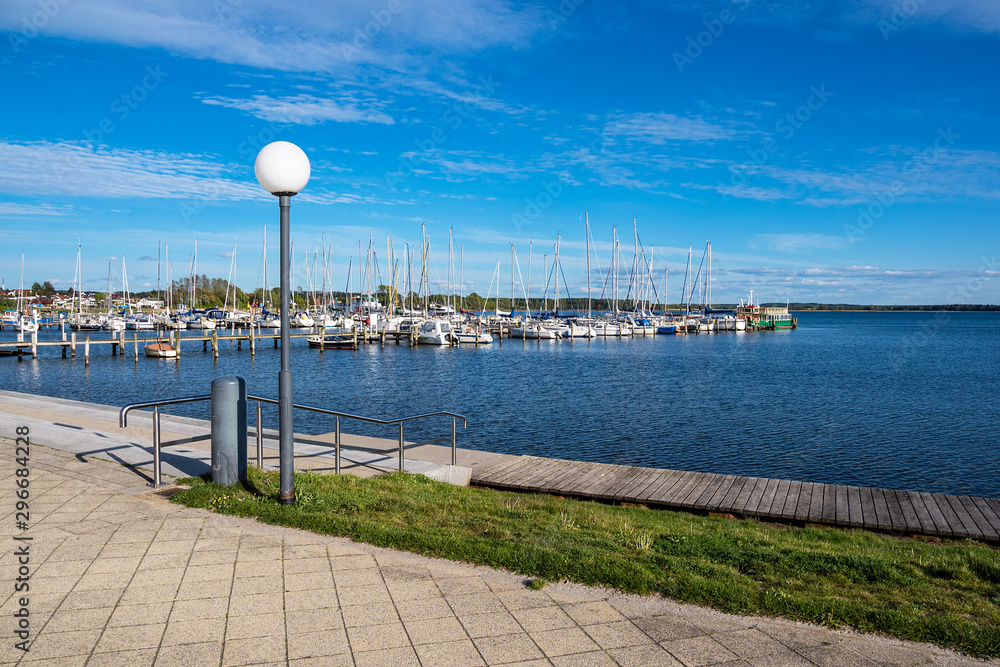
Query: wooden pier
xmin=471 ymin=455 xmax=1000 ymax=543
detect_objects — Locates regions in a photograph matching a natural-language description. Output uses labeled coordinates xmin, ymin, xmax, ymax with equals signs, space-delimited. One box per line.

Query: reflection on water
xmin=2 ymin=312 xmax=998 ymax=497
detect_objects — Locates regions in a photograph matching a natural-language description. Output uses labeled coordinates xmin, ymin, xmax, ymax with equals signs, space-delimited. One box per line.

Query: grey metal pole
xmin=451 ymin=418 xmax=457 ymax=466
xmin=335 ymin=416 xmax=341 ymax=475
xmin=151 ymin=407 xmax=161 ymax=488
xmin=255 ymin=402 xmax=263 ymax=468
xmin=278 ymin=194 xmax=295 ymax=505
xmin=398 ymin=423 xmax=404 ymax=472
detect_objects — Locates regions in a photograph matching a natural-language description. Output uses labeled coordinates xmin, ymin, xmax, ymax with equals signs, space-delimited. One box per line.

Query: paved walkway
xmin=1 ymin=399 xmax=997 ymax=665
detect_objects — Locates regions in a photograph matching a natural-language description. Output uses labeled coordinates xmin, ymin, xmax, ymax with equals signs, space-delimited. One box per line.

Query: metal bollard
xmin=211 ymin=376 xmax=248 ymax=485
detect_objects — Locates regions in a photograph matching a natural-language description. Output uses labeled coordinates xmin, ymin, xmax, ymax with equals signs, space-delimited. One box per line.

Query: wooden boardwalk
xmin=471 ymin=456 xmax=1000 ymax=542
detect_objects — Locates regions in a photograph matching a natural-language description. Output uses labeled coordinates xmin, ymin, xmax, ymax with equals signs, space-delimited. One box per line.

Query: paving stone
xmin=341 ymin=602 xmax=399 ymax=628
xmin=221 ymin=633 xmax=287 ymax=666
xmin=608 ymin=644 xmax=684 ymax=666
xmin=414 ymin=638 xmax=487 ymax=666
xmin=799 ymin=643 xmax=881 ymax=666
xmin=449 ymin=592 xmax=508 ymax=615
xmin=714 ymin=628 xmax=792 ymax=659
xmin=405 ymin=615 xmax=470 ymax=645
xmin=661 ymin=636 xmax=740 ymax=667
xmin=337 ymin=582 xmax=391 ymax=606
xmin=94 ymin=623 xmax=166 ymax=653
xmin=42 ymin=606 xmax=114 ymax=633
xmin=395 ymin=596 xmax=454 ymax=621
xmin=85 ymin=647 xmax=157 ymax=666
xmin=17 ymin=629 xmax=101 ymax=661
xmin=473 ymin=633 xmax=546 ymax=664
xmin=583 ymin=620 xmax=654 ymax=650
xmin=161 ymin=617 xmax=226 ymax=645
xmin=287 ymin=628 xmax=351 ymax=660
xmin=226 ymin=611 xmax=286 ymax=639
xmin=563 ymin=601 xmax=628 ymax=626
xmin=460 ymin=610 xmax=525 ymax=638
xmin=634 ymin=615 xmax=705 ymax=642
xmin=531 ymin=627 xmax=601 ymax=658
xmin=107 ymin=602 xmax=173 ymax=627
xmin=285 ymin=607 xmax=344 ymax=634
xmin=153 ymin=640 xmax=224 ymax=666
xmin=550 ymin=650 xmax=618 ymax=666
xmin=512 ymin=605 xmax=578 ymax=632
xmin=168 ymin=597 xmax=229 ymax=622
xmin=353 ymin=645 xmax=421 ymax=667
xmin=283 ymin=588 xmax=339 ymax=611
xmin=346 ymin=622 xmax=411 ymax=652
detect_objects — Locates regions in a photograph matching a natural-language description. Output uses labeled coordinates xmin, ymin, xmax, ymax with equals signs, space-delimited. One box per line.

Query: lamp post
xmin=255 ymin=141 xmax=310 ymax=505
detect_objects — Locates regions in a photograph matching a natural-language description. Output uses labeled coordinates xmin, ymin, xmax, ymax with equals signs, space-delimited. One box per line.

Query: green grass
xmin=172 ymin=468 xmax=1000 ymax=658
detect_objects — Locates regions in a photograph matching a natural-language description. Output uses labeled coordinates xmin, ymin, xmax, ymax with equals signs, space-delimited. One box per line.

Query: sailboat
xmin=13 ymin=253 xmax=38 ymax=333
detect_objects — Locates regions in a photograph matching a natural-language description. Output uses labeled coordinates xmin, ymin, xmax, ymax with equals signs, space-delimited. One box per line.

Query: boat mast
xmin=459 ymin=245 xmax=464 ymax=312
xmin=526 ymin=242 xmax=532 ymax=318
xmin=554 ymin=233 xmax=561 ymax=317
xmin=585 ymin=211 xmax=591 ymax=318
xmin=448 ymin=227 xmax=453 ymax=313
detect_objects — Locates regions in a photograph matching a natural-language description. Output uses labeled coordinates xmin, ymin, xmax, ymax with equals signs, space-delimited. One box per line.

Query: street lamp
xmin=255 ymin=141 xmax=310 ymax=505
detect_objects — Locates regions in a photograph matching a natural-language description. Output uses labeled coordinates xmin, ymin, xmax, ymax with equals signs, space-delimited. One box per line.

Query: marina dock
xmin=471 ymin=456 xmax=1000 ymax=543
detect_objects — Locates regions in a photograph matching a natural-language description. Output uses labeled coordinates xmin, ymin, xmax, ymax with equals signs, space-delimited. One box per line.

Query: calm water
xmin=3 ymin=312 xmax=998 ymax=497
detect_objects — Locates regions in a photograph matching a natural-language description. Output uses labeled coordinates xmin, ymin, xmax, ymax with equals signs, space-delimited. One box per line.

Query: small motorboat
xmin=144 ymin=342 xmax=177 ymax=358
xmin=306 ymin=333 xmax=357 ymax=350
xmin=453 ymin=324 xmax=493 ymax=344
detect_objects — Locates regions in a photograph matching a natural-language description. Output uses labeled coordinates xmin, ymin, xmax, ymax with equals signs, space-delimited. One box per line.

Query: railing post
xmin=335 ymin=416 xmax=341 ymax=475
xmin=256 ymin=402 xmax=263 ymax=468
xmin=398 ymin=423 xmax=404 ymax=473
xmin=151 ymin=407 xmax=161 ymax=488
xmin=451 ymin=418 xmax=457 ymax=466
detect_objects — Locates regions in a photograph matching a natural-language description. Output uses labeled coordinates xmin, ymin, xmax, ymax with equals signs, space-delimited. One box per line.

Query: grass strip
xmin=171 ymin=467 xmax=1000 ymax=658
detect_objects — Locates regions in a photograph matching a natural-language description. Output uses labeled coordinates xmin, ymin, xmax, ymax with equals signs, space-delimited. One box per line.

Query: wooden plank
xmin=820 ymin=484 xmax=837 ymax=523
xmin=753 ymin=479 xmax=782 ymax=517
xmin=637 ymin=469 xmax=683 ymax=503
xmin=484 ymin=456 xmax=542 ymax=485
xmin=732 ymin=477 xmax=761 ymax=514
xmin=530 ymin=460 xmax=582 ymax=492
xmin=971 ymin=496 xmax=1000 ymax=539
xmin=542 ymin=460 xmax=596 ymax=493
xmin=882 ymin=487 xmax=907 ymax=531
xmin=701 ymin=475 xmax=738 ymax=511
xmin=846 ymin=486 xmax=863 ymax=527
xmin=594 ymin=467 xmax=640 ymax=499
xmin=685 ymin=474 xmax=722 ymax=509
xmin=834 ymin=485 xmax=849 ymax=524
xmin=606 ymin=468 xmax=657 ymax=501
xmin=871 ymin=488 xmax=893 ymax=530
xmin=794 ymin=482 xmax=815 ymax=521
xmin=916 ymin=492 xmax=952 ymax=537
xmin=646 ymin=470 xmax=693 ymax=504
xmin=668 ymin=472 xmax=708 ymax=508
xmin=901 ymin=491 xmax=933 ymax=534
xmin=779 ymin=481 xmax=802 ymax=520
xmin=945 ymin=495 xmax=983 ymax=539
xmin=892 ymin=490 xmax=922 ymax=534
xmin=719 ymin=476 xmax=750 ymax=513
xmin=506 ymin=458 xmax=570 ymax=489
xmin=563 ymin=462 xmax=620 ymax=496
xmin=984 ymin=498 xmax=1000 ymax=528
xmin=471 ymin=456 xmax=528 ymax=483
xmin=766 ymin=479 xmax=791 ymax=517
xmin=958 ymin=496 xmax=998 ymax=541
xmin=579 ymin=464 xmax=632 ymax=497
xmin=859 ymin=487 xmax=877 ymax=528
xmin=807 ymin=483 xmax=825 ymax=522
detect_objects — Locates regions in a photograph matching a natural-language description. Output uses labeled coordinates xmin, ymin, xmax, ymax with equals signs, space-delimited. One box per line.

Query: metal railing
xmin=247 ymin=395 xmax=467 ymax=474
xmin=120 ymin=395 xmax=211 ymax=487
xmin=120 ymin=393 xmax=468 ymax=487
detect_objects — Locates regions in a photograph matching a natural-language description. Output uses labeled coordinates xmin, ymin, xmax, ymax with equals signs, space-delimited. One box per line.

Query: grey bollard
xmin=211 ymin=376 xmax=248 ymax=486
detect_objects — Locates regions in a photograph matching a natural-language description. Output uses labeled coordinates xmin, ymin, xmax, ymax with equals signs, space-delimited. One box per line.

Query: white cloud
xmin=603 ymin=112 xmax=748 ymax=144
xmin=201 ymin=93 xmax=395 ymax=125
xmin=0 ymin=0 xmax=545 ymax=72
xmin=754 ymin=233 xmax=850 ymax=252
xmin=0 ymin=202 xmax=75 ymax=217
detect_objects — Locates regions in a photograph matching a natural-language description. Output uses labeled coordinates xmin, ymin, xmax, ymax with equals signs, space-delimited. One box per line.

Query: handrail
xmin=119 ymin=391 xmax=468 ymax=487
xmin=119 ymin=394 xmax=211 ymax=487
xmin=247 ymin=394 xmax=467 ymax=473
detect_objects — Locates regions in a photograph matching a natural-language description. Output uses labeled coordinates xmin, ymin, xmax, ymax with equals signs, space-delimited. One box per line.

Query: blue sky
xmin=0 ymin=0 xmax=998 ymax=305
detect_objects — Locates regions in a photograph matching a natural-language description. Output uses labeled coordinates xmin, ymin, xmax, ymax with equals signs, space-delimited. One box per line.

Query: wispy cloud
xmin=200 ymin=93 xmax=395 ymax=125
xmin=603 ymin=112 xmax=749 ymax=144
xmin=753 ymin=233 xmax=850 ymax=252
xmin=0 ymin=202 xmax=75 ymax=217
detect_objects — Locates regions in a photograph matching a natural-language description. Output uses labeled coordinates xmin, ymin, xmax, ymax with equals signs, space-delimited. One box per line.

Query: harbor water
xmin=2 ymin=311 xmax=998 ymax=498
